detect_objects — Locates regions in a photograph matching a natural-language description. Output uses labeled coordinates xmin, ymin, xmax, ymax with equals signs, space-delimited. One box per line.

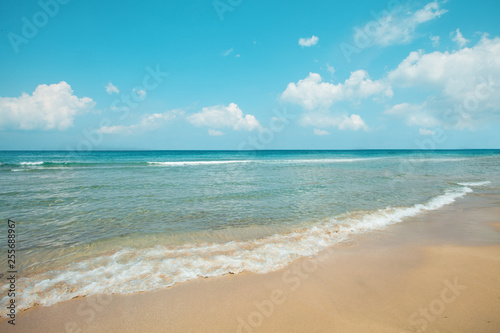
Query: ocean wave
xmin=4 ymin=157 xmax=383 ymax=169
xmin=5 ymin=161 xmax=124 ymax=169
xmin=6 ymin=161 xmax=74 ymax=167
xmin=0 ymin=183 xmax=477 ymax=312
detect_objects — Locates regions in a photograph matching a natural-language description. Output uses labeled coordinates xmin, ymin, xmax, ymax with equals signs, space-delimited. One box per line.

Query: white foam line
xmin=457 ymin=181 xmax=491 ymax=186
xmin=148 ymin=158 xmax=382 ymax=166
xmin=19 ymin=161 xmax=44 ymax=165
xmin=0 ymin=184 xmax=477 ymax=311
xmin=277 ymin=158 xmax=381 ymax=164
xmin=148 ymin=160 xmax=251 ymax=166
xmin=406 ymin=158 xmax=469 ymax=162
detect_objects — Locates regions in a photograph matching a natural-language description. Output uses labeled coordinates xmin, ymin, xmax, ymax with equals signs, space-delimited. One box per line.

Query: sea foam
xmin=148 ymin=160 xmax=251 ymax=166
xmin=19 ymin=161 xmax=44 ymax=165
xmin=457 ymin=181 xmax=491 ymax=186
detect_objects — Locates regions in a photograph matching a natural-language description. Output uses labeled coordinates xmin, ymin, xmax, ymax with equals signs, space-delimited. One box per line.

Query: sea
xmin=0 ymin=150 xmax=499 ymax=310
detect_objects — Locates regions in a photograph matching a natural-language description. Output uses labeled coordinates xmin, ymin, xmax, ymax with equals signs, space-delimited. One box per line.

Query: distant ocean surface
xmin=1 ymin=150 xmax=499 ymax=310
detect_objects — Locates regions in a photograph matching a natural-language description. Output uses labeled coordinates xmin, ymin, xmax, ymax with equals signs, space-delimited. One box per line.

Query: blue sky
xmin=1 ymin=0 xmax=499 ymax=150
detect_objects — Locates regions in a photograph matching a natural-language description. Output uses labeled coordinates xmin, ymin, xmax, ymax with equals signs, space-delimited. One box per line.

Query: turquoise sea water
xmin=0 ymin=150 xmax=499 ymax=310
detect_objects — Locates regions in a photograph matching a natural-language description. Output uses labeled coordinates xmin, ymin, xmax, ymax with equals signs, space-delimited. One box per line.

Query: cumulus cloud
xmin=355 ymin=1 xmax=447 ymax=47
xmin=208 ymin=129 xmax=224 ymax=136
xmin=0 ymin=82 xmax=95 ymax=130
xmin=187 ymin=103 xmax=261 ymax=131
xmin=301 ymin=113 xmax=368 ymax=131
xmin=281 ymin=71 xmax=392 ymax=110
xmin=298 ymin=35 xmax=319 ymax=47
xmin=99 ymin=109 xmax=183 ymax=134
xmin=105 ymin=82 xmax=119 ymax=95
xmin=387 ymin=35 xmax=500 ymax=129
xmin=450 ymin=28 xmax=469 ymax=48
xmin=313 ymin=128 xmax=329 ymax=136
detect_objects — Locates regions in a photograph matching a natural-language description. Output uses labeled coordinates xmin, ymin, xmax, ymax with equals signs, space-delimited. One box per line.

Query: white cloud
xmin=301 ymin=113 xmax=368 ymax=131
xmin=412 ymin=1 xmax=447 ymax=23
xmin=385 ymin=103 xmax=440 ymax=127
xmin=133 ymin=88 xmax=147 ymax=100
xmin=387 ymin=35 xmax=500 ymax=129
xmin=281 ymin=71 xmax=392 ymax=110
xmin=450 ymin=28 xmax=469 ymax=48
xmin=430 ymin=35 xmax=440 ymax=47
xmin=339 ymin=114 xmax=368 ymax=131
xmin=208 ymin=129 xmax=224 ymax=136
xmin=355 ymin=1 xmax=447 ymax=47
xmin=419 ymin=128 xmax=435 ymax=136
xmin=105 ymin=82 xmax=119 ymax=95
xmin=298 ymin=35 xmax=319 ymax=47
xmin=99 ymin=109 xmax=183 ymax=134
xmin=0 ymin=81 xmax=95 ymax=130
xmin=389 ymin=36 xmax=500 ymax=96
xmin=385 ymin=99 xmax=480 ymax=130
xmin=187 ymin=103 xmax=261 ymax=131
xmin=386 ymin=35 xmax=500 ymax=129
xmin=326 ymin=63 xmax=335 ymax=75
xmin=313 ymin=128 xmax=329 ymax=136
xmin=222 ymin=48 xmax=233 ymax=57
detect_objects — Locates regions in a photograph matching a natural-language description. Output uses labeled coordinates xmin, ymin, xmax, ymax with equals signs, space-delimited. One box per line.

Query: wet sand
xmin=2 ymin=190 xmax=500 ymax=332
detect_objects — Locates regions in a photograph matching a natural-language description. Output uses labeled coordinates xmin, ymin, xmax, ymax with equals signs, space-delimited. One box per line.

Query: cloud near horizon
xmin=208 ymin=129 xmax=224 ymax=136
xmin=99 ymin=109 xmax=183 ymax=134
xmin=0 ymin=82 xmax=95 ymax=131
xmin=313 ymin=128 xmax=330 ymax=136
xmin=187 ymin=103 xmax=262 ymax=132
xmin=281 ymin=71 xmax=391 ymax=131
xmin=301 ymin=113 xmax=368 ymax=131
xmin=281 ymin=71 xmax=392 ymax=111
xmin=386 ymin=35 xmax=500 ymax=129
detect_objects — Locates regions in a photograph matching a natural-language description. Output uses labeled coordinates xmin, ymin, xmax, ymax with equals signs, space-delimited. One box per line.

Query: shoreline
xmin=2 ymin=191 xmax=500 ymax=332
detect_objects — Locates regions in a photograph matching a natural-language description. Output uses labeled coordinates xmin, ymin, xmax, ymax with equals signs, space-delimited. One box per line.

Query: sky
xmin=1 ymin=0 xmax=500 ymax=150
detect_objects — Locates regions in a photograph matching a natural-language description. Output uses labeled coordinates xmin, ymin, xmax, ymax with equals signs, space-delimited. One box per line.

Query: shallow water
xmin=1 ymin=150 xmax=499 ymax=309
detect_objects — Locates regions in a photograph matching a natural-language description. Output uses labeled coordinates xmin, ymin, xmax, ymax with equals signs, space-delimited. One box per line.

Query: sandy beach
xmin=2 ymin=190 xmax=500 ymax=332
xmin=2 ymin=0 xmax=500 ymax=331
